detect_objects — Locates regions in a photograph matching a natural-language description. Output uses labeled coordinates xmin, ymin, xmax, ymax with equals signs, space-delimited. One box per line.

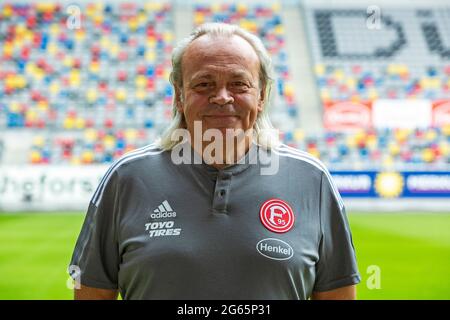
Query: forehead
xmin=182 ymin=34 xmax=260 ymax=80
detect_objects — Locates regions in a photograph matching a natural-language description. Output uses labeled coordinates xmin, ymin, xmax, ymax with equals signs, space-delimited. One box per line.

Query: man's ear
xmin=258 ymin=87 xmax=266 ymax=112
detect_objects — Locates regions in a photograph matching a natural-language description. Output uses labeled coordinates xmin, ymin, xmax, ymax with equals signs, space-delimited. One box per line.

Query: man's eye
xmin=231 ymin=82 xmax=251 ymax=91
xmin=231 ymin=82 xmax=251 ymax=89
xmin=195 ymin=83 xmax=211 ymax=88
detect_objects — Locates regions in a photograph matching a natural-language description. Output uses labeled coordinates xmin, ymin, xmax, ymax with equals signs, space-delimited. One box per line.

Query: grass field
xmin=0 ymin=212 xmax=449 ymax=300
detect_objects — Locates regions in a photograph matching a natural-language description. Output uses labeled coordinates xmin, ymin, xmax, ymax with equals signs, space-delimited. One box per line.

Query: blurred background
xmin=0 ymin=0 xmax=449 ymax=299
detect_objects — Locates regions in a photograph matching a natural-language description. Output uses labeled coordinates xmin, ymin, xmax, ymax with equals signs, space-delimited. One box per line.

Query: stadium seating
xmin=0 ymin=1 xmax=449 ymax=171
xmin=0 ymin=2 xmax=174 ymax=130
xmin=0 ymin=2 xmax=174 ymax=164
xmin=303 ymin=6 xmax=450 ymax=102
xmin=283 ymin=126 xmax=450 ymax=170
xmin=29 ymin=128 xmax=150 ymax=164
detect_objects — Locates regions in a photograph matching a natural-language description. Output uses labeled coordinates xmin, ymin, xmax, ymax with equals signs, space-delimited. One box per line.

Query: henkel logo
xmin=324 ymin=101 xmax=372 ymax=130
xmin=256 ymin=238 xmax=294 ymax=261
xmin=260 ymin=199 xmax=295 ymax=233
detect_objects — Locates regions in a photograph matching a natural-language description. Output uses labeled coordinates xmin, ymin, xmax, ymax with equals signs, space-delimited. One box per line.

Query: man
xmin=69 ymin=23 xmax=360 ymax=300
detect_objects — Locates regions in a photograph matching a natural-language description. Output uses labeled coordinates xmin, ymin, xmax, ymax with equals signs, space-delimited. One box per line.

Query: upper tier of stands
xmin=0 ymin=1 xmax=448 ymax=170
xmin=303 ymin=6 xmax=450 ymax=102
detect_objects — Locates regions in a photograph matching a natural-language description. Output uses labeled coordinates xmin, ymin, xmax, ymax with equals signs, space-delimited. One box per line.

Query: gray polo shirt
xmin=69 ymin=141 xmax=360 ymax=299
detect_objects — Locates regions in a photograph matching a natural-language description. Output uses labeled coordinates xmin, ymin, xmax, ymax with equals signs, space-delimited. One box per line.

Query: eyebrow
xmin=229 ymin=71 xmax=253 ymax=79
xmin=189 ymin=70 xmax=253 ymax=82
xmin=189 ymin=73 xmax=214 ymax=81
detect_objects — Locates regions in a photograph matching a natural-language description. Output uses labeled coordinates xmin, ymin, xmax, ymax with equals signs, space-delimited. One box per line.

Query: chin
xmin=204 ymin=125 xmax=242 ymax=132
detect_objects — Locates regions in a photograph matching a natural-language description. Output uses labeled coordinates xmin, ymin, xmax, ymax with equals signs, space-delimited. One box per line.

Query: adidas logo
xmin=151 ymin=200 xmax=177 ymax=219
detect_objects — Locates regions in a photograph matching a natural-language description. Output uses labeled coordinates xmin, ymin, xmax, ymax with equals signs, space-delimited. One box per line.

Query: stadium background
xmin=0 ymin=0 xmax=449 ymax=299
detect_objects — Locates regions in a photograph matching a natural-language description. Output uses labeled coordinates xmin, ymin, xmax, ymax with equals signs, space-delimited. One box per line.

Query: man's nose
xmin=209 ymin=86 xmax=234 ymax=106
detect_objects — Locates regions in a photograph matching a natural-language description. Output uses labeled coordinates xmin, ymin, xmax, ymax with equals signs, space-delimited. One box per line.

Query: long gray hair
xmin=157 ymin=22 xmax=280 ymax=150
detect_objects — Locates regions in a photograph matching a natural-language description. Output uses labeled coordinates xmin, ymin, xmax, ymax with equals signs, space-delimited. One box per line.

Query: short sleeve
xmin=68 ymin=170 xmax=120 ymax=290
xmin=313 ymin=171 xmax=361 ymax=292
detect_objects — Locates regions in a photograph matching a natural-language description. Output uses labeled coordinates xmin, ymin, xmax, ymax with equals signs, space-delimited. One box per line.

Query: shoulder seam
xmin=277 ymin=144 xmax=328 ymax=169
xmin=273 ymin=144 xmax=328 ymax=173
xmin=273 ymin=145 xmax=344 ymax=210
xmin=92 ymin=144 xmax=163 ymax=207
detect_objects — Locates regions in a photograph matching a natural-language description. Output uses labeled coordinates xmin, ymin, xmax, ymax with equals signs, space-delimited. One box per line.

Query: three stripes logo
xmin=146 ymin=200 xmax=181 ymax=238
xmin=151 ymin=200 xmax=177 ymax=219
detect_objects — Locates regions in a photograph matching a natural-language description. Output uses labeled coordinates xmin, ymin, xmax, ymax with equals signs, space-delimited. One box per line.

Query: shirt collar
xmin=177 ymin=140 xmax=259 ymax=176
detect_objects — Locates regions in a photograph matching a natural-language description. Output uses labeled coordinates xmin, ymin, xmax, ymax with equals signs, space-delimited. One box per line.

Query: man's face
xmin=176 ymin=34 xmax=264 ymax=139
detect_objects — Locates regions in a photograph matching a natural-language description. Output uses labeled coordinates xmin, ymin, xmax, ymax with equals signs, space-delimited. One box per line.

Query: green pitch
xmin=0 ymin=212 xmax=449 ymax=299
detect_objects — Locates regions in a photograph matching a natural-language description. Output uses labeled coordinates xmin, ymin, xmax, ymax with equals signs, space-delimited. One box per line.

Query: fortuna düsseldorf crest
xmin=260 ymin=199 xmax=295 ymax=233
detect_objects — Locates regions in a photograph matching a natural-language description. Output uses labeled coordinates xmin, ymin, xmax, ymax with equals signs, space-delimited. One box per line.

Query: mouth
xmin=202 ymin=114 xmax=240 ymax=126
xmin=203 ymin=114 xmax=239 ymax=118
